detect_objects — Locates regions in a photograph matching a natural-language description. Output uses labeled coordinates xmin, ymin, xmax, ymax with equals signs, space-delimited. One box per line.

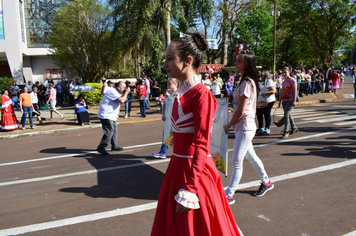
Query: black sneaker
xmin=96 ymin=149 xmax=109 ymax=156
xmin=282 ymin=131 xmax=289 ymax=139
xmin=226 ymin=196 xmax=235 ymax=205
xmin=290 ymin=127 xmax=299 ymax=135
xmin=254 ymin=182 xmax=274 ymax=197
xmin=111 ymin=146 xmax=124 ymax=151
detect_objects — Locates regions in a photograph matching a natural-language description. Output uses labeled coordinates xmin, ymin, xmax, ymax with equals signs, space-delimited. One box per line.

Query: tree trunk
xmin=221 ymin=0 xmax=228 ymax=65
xmin=165 ymin=1 xmax=171 ymax=48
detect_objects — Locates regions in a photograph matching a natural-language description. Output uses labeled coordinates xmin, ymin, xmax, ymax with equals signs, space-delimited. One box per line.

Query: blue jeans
xmin=125 ymin=94 xmax=132 ymax=115
xmin=282 ymin=100 xmax=296 ymax=132
xmin=159 ymin=129 xmax=168 ymax=154
xmin=139 ymin=99 xmax=146 ymax=116
xmin=145 ymin=91 xmax=151 ymax=108
xmin=311 ymin=81 xmax=315 ymax=94
xmin=21 ymin=106 xmax=33 ymax=128
xmin=306 ymin=82 xmax=312 ymax=95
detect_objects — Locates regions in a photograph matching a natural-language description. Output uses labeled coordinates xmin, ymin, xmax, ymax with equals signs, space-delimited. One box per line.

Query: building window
xmin=24 ymin=0 xmax=71 ymax=48
xmin=20 ymin=0 xmax=25 ymax=42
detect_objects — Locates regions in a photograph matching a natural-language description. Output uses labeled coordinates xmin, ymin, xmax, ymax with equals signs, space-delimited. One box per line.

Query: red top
xmin=171 ymin=79 xmax=217 ymax=194
xmin=136 ymin=85 xmax=147 ymax=97
xmin=330 ymin=72 xmax=339 ymax=81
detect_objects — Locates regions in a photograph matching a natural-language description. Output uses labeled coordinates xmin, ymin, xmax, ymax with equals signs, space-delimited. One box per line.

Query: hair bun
xmin=191 ymin=32 xmax=208 ymax=52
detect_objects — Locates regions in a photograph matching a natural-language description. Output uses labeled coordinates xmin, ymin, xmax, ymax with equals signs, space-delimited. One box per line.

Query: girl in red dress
xmin=151 ymin=32 xmax=242 ymax=236
xmin=1 ymin=90 xmax=19 ymax=131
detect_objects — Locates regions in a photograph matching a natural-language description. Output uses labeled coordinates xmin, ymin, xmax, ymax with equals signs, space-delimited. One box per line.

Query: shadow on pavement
xmin=59 ymin=153 xmax=164 ymax=200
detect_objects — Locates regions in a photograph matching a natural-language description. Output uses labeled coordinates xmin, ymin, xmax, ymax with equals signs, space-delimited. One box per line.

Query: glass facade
xmin=20 ymin=1 xmax=25 ymax=42
xmin=24 ymin=0 xmax=71 ymax=48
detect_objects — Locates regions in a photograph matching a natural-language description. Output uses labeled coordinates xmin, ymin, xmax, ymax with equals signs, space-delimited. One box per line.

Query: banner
xmin=163 ymin=96 xmax=175 ymax=147
xmin=207 ymin=39 xmax=218 ymax=50
xmin=163 ymin=96 xmax=229 ymax=176
xmin=210 ymin=98 xmax=229 ymax=176
xmin=45 ymin=69 xmax=72 ymax=79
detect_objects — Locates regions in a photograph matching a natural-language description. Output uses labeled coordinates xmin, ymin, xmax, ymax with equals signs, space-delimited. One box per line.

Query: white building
xmin=0 ymin=0 xmax=71 ymax=84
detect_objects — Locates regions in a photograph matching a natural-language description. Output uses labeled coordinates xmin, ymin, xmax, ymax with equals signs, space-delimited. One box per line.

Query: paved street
xmin=0 ymin=77 xmax=355 ymax=236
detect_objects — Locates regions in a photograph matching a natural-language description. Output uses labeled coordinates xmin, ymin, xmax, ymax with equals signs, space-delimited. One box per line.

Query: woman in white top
xmin=223 ymin=51 xmax=274 ymax=205
xmin=256 ymin=70 xmax=276 ymax=134
xmin=211 ymin=75 xmax=221 ymax=98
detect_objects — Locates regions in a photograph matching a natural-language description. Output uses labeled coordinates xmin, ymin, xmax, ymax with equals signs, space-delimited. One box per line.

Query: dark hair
xmin=238 ymin=50 xmax=259 ymax=94
xmin=136 ymin=79 xmax=143 ymax=86
xmin=171 ymin=32 xmax=208 ymax=71
xmin=76 ymin=95 xmax=83 ymax=101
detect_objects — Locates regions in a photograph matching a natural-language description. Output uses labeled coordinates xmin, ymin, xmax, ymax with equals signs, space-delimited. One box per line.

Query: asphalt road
xmin=0 ymin=92 xmax=356 ymax=235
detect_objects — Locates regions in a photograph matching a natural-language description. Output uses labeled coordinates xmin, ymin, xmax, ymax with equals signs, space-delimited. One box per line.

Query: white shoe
xmin=124 ymin=114 xmax=128 ymax=119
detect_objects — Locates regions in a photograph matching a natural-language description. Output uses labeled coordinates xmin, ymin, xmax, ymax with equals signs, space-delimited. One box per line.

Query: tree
xmin=234 ymin=1 xmax=274 ymax=68
xmin=278 ymin=0 xmax=356 ymax=70
xmin=218 ymin=0 xmax=257 ymax=65
xmin=48 ymin=0 xmax=117 ymax=83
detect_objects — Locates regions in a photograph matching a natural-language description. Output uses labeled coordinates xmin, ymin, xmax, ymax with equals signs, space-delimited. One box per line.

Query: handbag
xmin=256 ymin=84 xmax=268 ymax=108
xmin=256 ymin=97 xmax=268 ymax=108
xmin=273 ymin=108 xmax=284 ymax=127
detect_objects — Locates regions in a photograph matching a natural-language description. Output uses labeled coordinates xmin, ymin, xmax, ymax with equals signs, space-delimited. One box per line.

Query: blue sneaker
xmin=153 ymin=153 xmax=166 ymax=159
xmin=263 ymin=128 xmax=270 ymax=134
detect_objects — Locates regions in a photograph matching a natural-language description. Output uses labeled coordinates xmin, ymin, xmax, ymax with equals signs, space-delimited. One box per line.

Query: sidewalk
xmin=0 ymin=88 xmax=341 ymax=140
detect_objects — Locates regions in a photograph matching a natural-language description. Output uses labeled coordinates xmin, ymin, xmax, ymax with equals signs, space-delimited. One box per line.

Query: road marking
xmin=301 ymin=114 xmax=345 ymax=121
xmin=336 ymin=120 xmax=356 ymax=126
xmin=1 ymin=159 xmax=356 ymax=235
xmin=0 ymin=202 xmax=158 ymax=235
xmin=0 ymin=142 xmax=162 ymax=167
xmin=290 ymin=111 xmax=339 ymax=119
xmin=316 ymin=115 xmax=356 ymax=123
xmin=1 ymin=127 xmax=355 ymax=187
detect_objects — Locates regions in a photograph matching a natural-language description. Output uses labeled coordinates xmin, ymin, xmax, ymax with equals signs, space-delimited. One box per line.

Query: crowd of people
xmin=1 ymin=78 xmax=83 ymax=131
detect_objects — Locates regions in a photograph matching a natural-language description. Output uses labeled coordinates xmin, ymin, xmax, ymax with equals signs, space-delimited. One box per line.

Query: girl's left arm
xmin=224 ymin=95 xmax=248 ymax=134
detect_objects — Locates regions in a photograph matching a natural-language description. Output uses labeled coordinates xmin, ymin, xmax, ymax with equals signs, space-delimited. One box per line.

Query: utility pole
xmin=273 ymin=0 xmax=277 ymax=80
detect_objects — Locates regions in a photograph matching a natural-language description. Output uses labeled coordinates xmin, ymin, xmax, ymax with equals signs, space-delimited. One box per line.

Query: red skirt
xmin=1 ymin=108 xmax=19 ymax=131
xmin=151 ymin=155 xmax=241 ymax=236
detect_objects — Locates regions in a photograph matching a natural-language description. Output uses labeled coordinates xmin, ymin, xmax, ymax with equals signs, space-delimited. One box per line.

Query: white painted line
xmin=336 ymin=120 xmax=356 ymax=126
xmin=1 ymin=159 xmax=356 ymax=235
xmin=2 ymin=128 xmax=355 ymax=187
xmin=0 ymin=202 xmax=158 ymax=235
xmin=0 ymin=159 xmax=169 ymax=187
xmin=343 ymin=230 xmax=356 ymax=236
xmin=291 ymin=111 xmax=339 ymax=119
xmin=0 ymin=142 xmax=162 ymax=167
xmin=317 ymin=115 xmax=356 ymax=123
xmin=301 ymin=114 xmax=344 ymax=121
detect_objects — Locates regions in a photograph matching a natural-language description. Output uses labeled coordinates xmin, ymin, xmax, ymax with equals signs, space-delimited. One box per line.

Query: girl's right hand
xmin=162 ymin=116 xmax=166 ymax=121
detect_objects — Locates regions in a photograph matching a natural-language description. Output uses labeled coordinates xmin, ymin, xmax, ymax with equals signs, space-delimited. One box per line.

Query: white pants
xmin=225 ymin=130 xmax=270 ymax=197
